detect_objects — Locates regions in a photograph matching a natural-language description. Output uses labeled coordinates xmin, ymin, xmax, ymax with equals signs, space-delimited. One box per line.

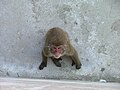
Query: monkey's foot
xmin=71 ymin=60 xmax=75 ymax=66
xmin=39 ymin=62 xmax=46 ymax=70
xmin=76 ymin=63 xmax=82 ymax=69
xmin=52 ymin=59 xmax=61 ymax=67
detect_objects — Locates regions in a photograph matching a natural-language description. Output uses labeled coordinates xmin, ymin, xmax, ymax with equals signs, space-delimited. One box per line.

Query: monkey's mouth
xmin=54 ymin=54 xmax=61 ymax=59
xmin=54 ymin=56 xmax=61 ymax=59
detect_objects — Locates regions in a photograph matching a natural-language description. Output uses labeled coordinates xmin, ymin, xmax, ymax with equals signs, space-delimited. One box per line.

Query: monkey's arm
xmin=70 ymin=49 xmax=82 ymax=69
xmin=39 ymin=50 xmax=48 ymax=70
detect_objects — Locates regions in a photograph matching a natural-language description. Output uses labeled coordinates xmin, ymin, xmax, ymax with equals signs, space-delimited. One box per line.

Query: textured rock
xmin=0 ymin=0 xmax=120 ymax=82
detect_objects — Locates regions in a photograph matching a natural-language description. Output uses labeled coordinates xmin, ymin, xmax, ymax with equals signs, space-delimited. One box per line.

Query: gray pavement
xmin=0 ymin=77 xmax=120 ymax=90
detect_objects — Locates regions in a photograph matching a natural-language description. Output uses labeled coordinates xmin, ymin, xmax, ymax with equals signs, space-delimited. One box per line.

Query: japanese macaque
xmin=39 ymin=27 xmax=82 ymax=70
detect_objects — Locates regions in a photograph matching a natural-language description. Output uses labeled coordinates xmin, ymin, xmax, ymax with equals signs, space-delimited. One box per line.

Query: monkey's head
xmin=50 ymin=45 xmax=65 ymax=59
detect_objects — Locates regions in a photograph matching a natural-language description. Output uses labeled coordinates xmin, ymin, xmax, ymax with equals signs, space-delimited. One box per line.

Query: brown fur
xmin=39 ymin=27 xmax=82 ymax=70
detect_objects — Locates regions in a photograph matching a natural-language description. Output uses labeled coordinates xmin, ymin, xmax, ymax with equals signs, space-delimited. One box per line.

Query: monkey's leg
xmin=51 ymin=57 xmax=62 ymax=67
xmin=71 ymin=60 xmax=75 ymax=66
xmin=39 ymin=51 xmax=47 ymax=70
xmin=70 ymin=50 xmax=82 ymax=69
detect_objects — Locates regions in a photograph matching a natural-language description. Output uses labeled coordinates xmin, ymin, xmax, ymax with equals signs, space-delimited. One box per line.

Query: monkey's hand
xmin=76 ymin=63 xmax=82 ymax=69
xmin=72 ymin=60 xmax=82 ymax=69
xmin=51 ymin=58 xmax=62 ymax=67
xmin=53 ymin=60 xmax=61 ymax=67
xmin=39 ymin=62 xmax=47 ymax=70
xmin=57 ymin=58 xmax=62 ymax=61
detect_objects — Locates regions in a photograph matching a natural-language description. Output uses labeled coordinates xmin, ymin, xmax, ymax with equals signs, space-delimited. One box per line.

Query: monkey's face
xmin=50 ymin=46 xmax=65 ymax=59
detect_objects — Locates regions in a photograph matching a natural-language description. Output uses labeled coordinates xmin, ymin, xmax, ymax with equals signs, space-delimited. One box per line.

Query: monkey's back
xmin=45 ymin=27 xmax=68 ymax=46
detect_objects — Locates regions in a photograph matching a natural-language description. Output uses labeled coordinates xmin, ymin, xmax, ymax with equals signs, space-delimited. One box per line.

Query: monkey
xmin=39 ymin=27 xmax=82 ymax=70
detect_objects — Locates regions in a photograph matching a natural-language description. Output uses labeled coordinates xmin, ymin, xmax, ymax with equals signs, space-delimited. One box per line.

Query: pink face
xmin=51 ymin=46 xmax=62 ymax=59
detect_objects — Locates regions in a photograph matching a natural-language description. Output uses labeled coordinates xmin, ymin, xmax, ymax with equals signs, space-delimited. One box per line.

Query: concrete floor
xmin=1 ymin=0 xmax=120 ymax=82
xmin=0 ymin=77 xmax=120 ymax=90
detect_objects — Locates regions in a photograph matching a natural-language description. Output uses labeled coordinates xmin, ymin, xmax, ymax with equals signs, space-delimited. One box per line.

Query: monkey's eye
xmin=57 ymin=47 xmax=61 ymax=50
xmin=52 ymin=47 xmax=57 ymax=51
xmin=53 ymin=47 xmax=57 ymax=50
